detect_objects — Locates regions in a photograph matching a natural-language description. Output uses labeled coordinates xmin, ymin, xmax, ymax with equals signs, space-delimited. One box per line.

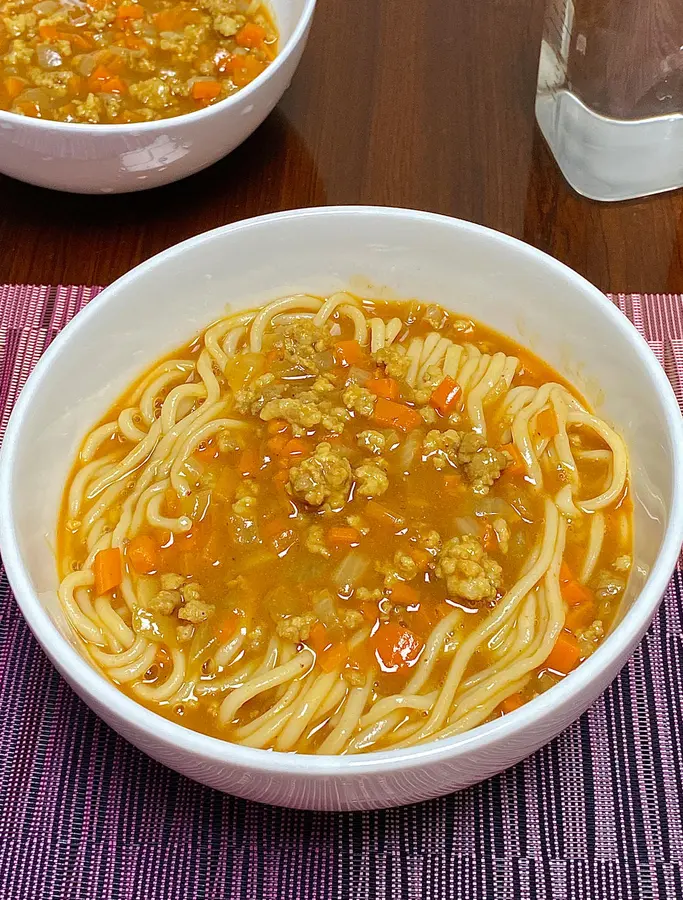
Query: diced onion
xmin=397 ymin=428 xmax=424 ymax=471
xmin=453 ymin=516 xmax=481 ymax=537
xmin=78 ymin=53 xmax=97 ymax=77
xmin=33 ymin=0 xmax=59 ymax=13
xmin=332 ymin=551 xmax=370 ymax=593
xmin=37 ymin=44 xmax=62 ymax=69
xmin=347 ymin=366 xmax=371 ymax=385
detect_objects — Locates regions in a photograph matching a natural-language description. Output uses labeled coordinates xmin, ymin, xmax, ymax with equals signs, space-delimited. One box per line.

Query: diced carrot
xmin=307 ymin=622 xmax=348 ymax=672
xmin=222 ymin=53 xmax=265 ymax=87
xmin=16 ymin=101 xmax=41 ymax=117
xmin=365 ymin=500 xmax=404 ymax=528
xmin=307 ymin=621 xmax=330 ymax=654
xmin=3 ymin=76 xmax=25 ymax=100
xmin=500 ymin=442 xmax=525 ymax=475
xmin=154 ymin=6 xmax=201 ymax=30
xmin=117 ymin=3 xmax=145 ymax=18
xmin=561 ymin=579 xmax=593 ymax=608
xmin=566 ymin=600 xmax=596 ymax=633
xmin=500 ymin=693 xmax=524 ymax=715
xmin=280 ymin=437 xmax=308 ymax=459
xmin=265 ymin=348 xmax=281 ymax=363
xmin=191 ymin=79 xmax=222 ymax=101
xmin=215 ymin=610 xmax=237 ymax=642
xmin=165 ymin=487 xmax=181 ymax=516
xmin=262 ymin=516 xmax=291 ymax=539
xmin=410 ymin=548 xmax=431 ymax=571
xmin=361 ymin=601 xmax=378 ymax=623
xmin=482 ymin=523 xmax=495 ymax=552
xmin=429 ymin=376 xmax=462 ymax=416
xmin=70 ymin=31 xmax=95 ymax=51
xmin=388 ymin=582 xmax=418 ymax=606
xmin=266 ymin=432 xmax=289 ymax=456
xmin=90 ymin=64 xmax=113 ymax=81
xmin=38 ymin=24 xmax=60 ymax=40
xmin=101 ymin=76 xmax=127 ymax=94
xmin=127 ymin=534 xmax=158 ymax=575
xmin=332 ymin=340 xmax=365 ymax=368
xmin=373 ymin=397 xmax=423 ymax=433
xmin=267 ymin=418 xmax=289 ymax=435
xmin=234 ymin=22 xmax=266 ymax=48
xmin=544 ymin=630 xmax=581 ymax=675
xmin=326 ymin=526 xmax=361 ymax=549
xmin=372 ymin=623 xmax=424 ymax=671
xmin=262 ymin=517 xmax=297 ymax=554
xmin=238 ymin=447 xmax=259 ymax=476
xmin=93 ymin=547 xmax=122 ymax=595
xmin=535 ymin=406 xmax=558 ymax=440
xmin=559 ymin=561 xmax=573 ymax=584
xmin=369 ymin=377 xmax=399 ymax=401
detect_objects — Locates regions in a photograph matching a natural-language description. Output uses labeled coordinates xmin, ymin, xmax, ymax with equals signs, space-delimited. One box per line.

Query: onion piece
xmin=37 ymin=44 xmax=62 ymax=69
xmin=453 ymin=516 xmax=481 ymax=537
xmin=332 ymin=551 xmax=370 ymax=593
xmin=397 ymin=428 xmax=424 ymax=471
xmin=33 ymin=0 xmax=59 ymax=13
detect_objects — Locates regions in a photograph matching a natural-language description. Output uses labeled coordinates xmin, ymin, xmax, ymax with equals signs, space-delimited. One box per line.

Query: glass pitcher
xmin=537 ymin=0 xmax=683 ymax=201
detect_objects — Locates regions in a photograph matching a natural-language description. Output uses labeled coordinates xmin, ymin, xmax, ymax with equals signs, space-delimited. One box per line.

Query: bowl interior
xmin=1 ymin=208 xmax=677 ymax=698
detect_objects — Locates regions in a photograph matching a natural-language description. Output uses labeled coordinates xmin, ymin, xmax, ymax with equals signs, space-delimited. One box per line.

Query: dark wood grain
xmin=1 ymin=0 xmax=683 ymax=293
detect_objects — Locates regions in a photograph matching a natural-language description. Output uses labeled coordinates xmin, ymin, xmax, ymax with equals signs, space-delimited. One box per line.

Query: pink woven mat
xmin=1 ymin=286 xmax=682 ymax=900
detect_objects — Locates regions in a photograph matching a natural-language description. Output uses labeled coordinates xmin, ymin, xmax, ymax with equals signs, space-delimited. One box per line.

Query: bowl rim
xmin=1 ymin=205 xmax=682 ymax=778
xmin=0 ymin=0 xmax=316 ymax=135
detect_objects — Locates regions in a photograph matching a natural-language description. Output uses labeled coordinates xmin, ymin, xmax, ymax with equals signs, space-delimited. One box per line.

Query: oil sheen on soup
xmin=57 ymin=294 xmax=632 ymax=754
xmin=0 ymin=0 xmax=277 ymax=123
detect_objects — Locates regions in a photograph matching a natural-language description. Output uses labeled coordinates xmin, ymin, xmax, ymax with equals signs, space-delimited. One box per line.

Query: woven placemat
xmin=1 ymin=286 xmax=682 ymax=899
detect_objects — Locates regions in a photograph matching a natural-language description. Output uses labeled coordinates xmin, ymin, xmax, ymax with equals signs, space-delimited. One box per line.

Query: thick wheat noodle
xmin=205 ymin=313 xmax=254 ymax=372
xmin=80 ymin=422 xmax=118 ymax=462
xmin=133 ymin=650 xmax=186 ymax=702
xmin=83 ymin=531 xmax=113 ymax=569
xmin=580 ymin=512 xmax=605 ymax=583
xmin=250 ymin=296 xmax=322 ymax=352
xmin=385 ymin=317 xmax=403 ymax=345
xmin=568 ymin=411 xmax=628 ymax=512
xmin=275 ymin=670 xmax=341 ymax=751
xmin=359 ymin=690 xmax=439 ymax=730
xmin=467 ymin=352 xmax=509 ymax=438
xmin=94 ymin=595 xmax=135 ymax=649
xmin=86 ymin=419 xmax=163 ymax=500
xmin=129 ymin=478 xmax=170 ymax=536
xmin=235 ymin=681 xmax=303 ymax=740
xmin=554 ymin=483 xmax=581 ymax=517
xmin=347 ymin=710 xmax=405 ymax=753
xmin=338 ymin=304 xmax=369 ymax=345
xmin=59 ymin=571 xmax=106 ymax=645
xmin=404 ymin=609 xmax=464 ymax=694
xmin=318 ymin=678 xmax=375 ymax=754
xmin=511 ymin=382 xmax=557 ymax=486
xmin=90 ymin=634 xmax=148 ymax=668
xmin=405 ymin=337 xmax=424 ymax=386
xmin=145 ymin=493 xmax=192 ymax=533
xmin=109 ymin=643 xmax=157 ymax=683
xmin=549 ymin=391 xmax=578 ymax=487
xmin=443 ymin=343 xmax=463 ymax=379
xmin=369 ymin=317 xmax=386 ymax=353
xmin=68 ymin=454 xmax=119 ymax=519
xmin=455 ymin=345 xmax=481 ymax=391
xmin=160 ymin=384 xmax=207 ymax=433
xmin=313 ymin=292 xmax=358 ymax=327
xmin=194 ymin=661 xmax=257 ymax=695
xmin=218 ymin=651 xmax=314 ymax=725
xmin=118 ymin=408 xmax=147 ymax=443
xmin=428 ymin=675 xmax=532 ymax=744
xmin=221 ymin=325 xmax=247 ymax=358
xmin=417 ymin=335 xmax=452 ymax=381
xmin=139 ymin=367 xmax=193 ymax=426
xmin=85 ymin=518 xmax=108 ymax=552
xmin=214 ymin=632 xmax=245 ymax=667
xmin=169 ymin=417 xmax=247 ymax=496
xmin=393 ymin=501 xmax=559 ymax=747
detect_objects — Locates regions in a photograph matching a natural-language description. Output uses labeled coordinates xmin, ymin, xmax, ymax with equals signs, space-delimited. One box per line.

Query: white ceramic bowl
xmin=0 ymin=0 xmax=315 ymax=194
xmin=1 ymin=206 xmax=682 ymax=811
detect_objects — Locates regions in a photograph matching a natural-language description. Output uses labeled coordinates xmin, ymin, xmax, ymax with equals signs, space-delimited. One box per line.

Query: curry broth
xmin=58 ymin=298 xmax=632 ymax=750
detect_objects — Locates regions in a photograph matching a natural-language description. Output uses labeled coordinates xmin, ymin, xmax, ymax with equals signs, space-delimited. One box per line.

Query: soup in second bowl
xmin=0 ymin=0 xmax=277 ymax=123
xmin=57 ymin=294 xmax=632 ymax=754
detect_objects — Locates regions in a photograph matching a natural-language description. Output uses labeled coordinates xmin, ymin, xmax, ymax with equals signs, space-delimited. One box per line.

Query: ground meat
xmin=374 ymin=344 xmax=410 ymax=379
xmin=458 ymin=432 xmax=508 ymax=493
xmin=260 ymin=397 xmax=322 ymax=430
xmin=180 ymin=582 xmax=202 ymax=604
xmin=579 ymin=619 xmax=604 ymax=643
xmin=343 ymin=668 xmax=366 ymax=686
xmin=217 ymin=430 xmax=241 ymax=454
xmin=492 ymin=517 xmax=510 ymax=554
xmin=148 ymin=589 xmax=182 ymax=616
xmin=129 ymin=77 xmax=173 ymax=111
xmin=246 ymin=624 xmax=267 ymax=651
xmin=276 ymin=613 xmax=316 ymax=643
xmin=419 ymin=406 xmax=438 ymax=425
xmin=232 ymin=479 xmax=259 ymax=517
xmin=70 ymin=93 xmax=104 ymax=124
xmin=423 ymin=305 xmax=448 ymax=330
xmin=613 ymin=555 xmax=631 ymax=572
xmin=341 ymin=609 xmax=364 ymax=630
xmin=288 ymin=442 xmax=353 ymax=507
xmin=356 ymin=587 xmax=383 ymax=602
xmin=5 ymin=38 xmax=33 ymax=66
xmin=178 ymin=597 xmax=215 ymax=623
xmin=417 ymin=529 xmax=442 ymax=552
xmin=423 ymin=429 xmax=461 ymax=470
xmin=377 ymin=550 xmax=419 ymax=587
xmin=161 ymin=573 xmax=185 ymax=591
xmin=354 ymin=459 xmax=389 ymax=497
xmin=305 ymin=524 xmax=331 ymax=558
xmin=90 ymin=8 xmax=116 ymax=29
xmin=342 ymin=383 xmax=376 ymax=417
xmin=435 ymin=534 xmax=503 ymax=605
xmin=213 ymin=14 xmax=239 ymax=36
xmin=413 ymin=366 xmax=443 ymax=405
xmin=3 ymin=12 xmax=36 ymax=38
xmin=320 ymin=404 xmax=350 ymax=434
xmin=275 ymin=321 xmax=330 ymax=374
xmin=593 ymin=571 xmax=626 ymax=601
xmin=176 ymin=624 xmax=195 ymax=643
xmin=235 ymin=373 xmax=285 ymax=416
xmin=357 ymin=430 xmax=386 ymax=455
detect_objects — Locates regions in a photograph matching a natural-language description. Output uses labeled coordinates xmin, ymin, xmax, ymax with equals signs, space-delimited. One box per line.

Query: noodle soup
xmin=57 ymin=294 xmax=632 ymax=754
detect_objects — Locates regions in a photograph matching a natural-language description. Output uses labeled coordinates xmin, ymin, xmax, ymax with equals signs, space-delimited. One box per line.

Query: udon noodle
xmin=57 ymin=294 xmax=632 ymax=753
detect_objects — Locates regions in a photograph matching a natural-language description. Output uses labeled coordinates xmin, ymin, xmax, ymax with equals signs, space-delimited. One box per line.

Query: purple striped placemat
xmin=1 ymin=286 xmax=682 ymax=899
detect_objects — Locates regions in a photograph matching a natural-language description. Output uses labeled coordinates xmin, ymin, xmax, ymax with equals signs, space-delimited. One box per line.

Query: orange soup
xmin=0 ymin=0 xmax=277 ymax=122
xmin=57 ymin=294 xmax=632 ymax=754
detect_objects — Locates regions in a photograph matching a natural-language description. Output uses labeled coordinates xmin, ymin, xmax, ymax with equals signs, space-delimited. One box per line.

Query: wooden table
xmin=2 ymin=0 xmax=683 ymax=292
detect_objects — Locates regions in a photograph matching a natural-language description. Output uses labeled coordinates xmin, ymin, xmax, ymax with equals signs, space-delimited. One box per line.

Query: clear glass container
xmin=536 ymin=0 xmax=683 ymax=201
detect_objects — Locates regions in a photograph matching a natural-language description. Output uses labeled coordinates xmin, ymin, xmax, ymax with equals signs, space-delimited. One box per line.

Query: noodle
xmin=55 ymin=293 xmax=632 ymax=755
